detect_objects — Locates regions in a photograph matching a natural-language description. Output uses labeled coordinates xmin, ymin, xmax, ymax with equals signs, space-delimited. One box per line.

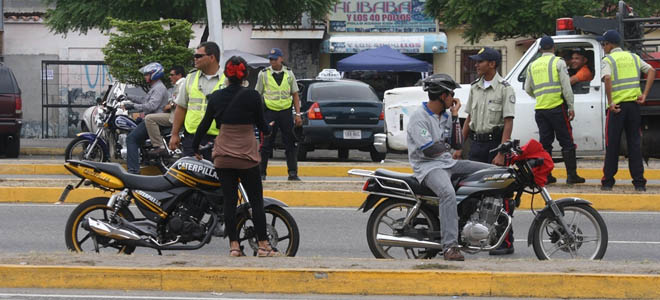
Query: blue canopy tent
xmin=336 ymin=46 xmax=432 ymax=73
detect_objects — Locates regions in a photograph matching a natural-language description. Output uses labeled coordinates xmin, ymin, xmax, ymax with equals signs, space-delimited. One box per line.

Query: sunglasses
xmin=193 ymin=53 xmax=209 ymax=59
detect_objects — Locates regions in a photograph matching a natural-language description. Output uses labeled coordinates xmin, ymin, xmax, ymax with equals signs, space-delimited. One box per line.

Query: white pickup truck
xmin=375 ymin=4 xmax=660 ymax=158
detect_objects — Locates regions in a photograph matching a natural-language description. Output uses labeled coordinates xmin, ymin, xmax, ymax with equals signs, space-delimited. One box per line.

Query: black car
xmin=296 ymin=79 xmax=385 ymax=162
xmin=0 ymin=65 xmax=22 ymax=158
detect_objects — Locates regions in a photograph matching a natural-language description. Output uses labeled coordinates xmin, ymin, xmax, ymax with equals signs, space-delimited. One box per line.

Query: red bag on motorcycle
xmin=510 ymin=139 xmax=554 ymax=187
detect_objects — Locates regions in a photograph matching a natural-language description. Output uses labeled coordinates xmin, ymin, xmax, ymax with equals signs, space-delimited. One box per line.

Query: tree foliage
xmin=102 ymin=19 xmax=194 ymax=91
xmin=425 ymin=0 xmax=660 ymax=43
xmin=44 ymin=0 xmax=338 ymax=35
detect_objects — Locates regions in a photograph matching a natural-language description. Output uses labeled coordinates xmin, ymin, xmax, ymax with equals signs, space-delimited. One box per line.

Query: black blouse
xmin=192 ymin=84 xmax=271 ymax=153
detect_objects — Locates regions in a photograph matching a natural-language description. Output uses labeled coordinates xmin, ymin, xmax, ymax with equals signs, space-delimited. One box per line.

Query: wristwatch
xmin=295 ymin=113 xmax=302 ymax=117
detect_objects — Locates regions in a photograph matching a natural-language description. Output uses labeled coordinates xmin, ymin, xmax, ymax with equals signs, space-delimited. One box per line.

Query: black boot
xmin=546 ymin=173 xmax=557 ymax=184
xmin=563 ymin=149 xmax=585 ymax=184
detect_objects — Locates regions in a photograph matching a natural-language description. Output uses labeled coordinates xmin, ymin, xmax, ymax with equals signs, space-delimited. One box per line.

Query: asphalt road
xmin=1 ymin=203 xmax=659 ymax=261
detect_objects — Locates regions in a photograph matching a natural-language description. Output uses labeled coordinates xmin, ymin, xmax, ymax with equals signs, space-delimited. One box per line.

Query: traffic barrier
xmin=0 ymin=264 xmax=658 ymax=298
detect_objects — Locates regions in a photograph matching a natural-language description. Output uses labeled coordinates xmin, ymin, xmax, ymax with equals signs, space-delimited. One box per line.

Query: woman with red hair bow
xmin=192 ymin=56 xmax=280 ymax=257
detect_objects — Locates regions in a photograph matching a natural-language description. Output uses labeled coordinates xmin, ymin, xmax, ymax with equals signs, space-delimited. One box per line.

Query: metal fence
xmin=41 ymin=60 xmax=113 ymax=138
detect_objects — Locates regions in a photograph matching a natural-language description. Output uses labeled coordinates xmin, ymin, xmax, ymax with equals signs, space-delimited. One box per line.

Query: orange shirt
xmin=572 ymin=65 xmax=593 ymax=82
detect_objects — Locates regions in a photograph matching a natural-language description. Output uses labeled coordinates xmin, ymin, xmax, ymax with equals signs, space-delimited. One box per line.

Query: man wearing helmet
xmin=122 ymin=62 xmax=169 ymax=174
xmin=407 ymin=74 xmax=492 ymax=261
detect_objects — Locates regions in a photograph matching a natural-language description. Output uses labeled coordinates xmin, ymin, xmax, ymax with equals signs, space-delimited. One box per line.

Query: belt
xmin=469 ymin=131 xmax=502 ymax=142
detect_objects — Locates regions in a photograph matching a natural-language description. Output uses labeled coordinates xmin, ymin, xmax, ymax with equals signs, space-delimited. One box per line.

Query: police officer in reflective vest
xmin=524 ymin=36 xmax=585 ymax=184
xmin=599 ymin=30 xmax=656 ymax=191
xmin=169 ymin=41 xmax=226 ymax=159
xmin=458 ymin=47 xmax=516 ymax=255
xmin=255 ymin=48 xmax=302 ymax=181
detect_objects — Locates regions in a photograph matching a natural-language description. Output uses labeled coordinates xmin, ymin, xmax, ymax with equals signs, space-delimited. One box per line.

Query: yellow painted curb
xmin=2 ymin=163 xmax=660 ymax=180
xmin=0 ymin=265 xmax=658 ymax=298
xmin=1 ymin=187 xmax=658 ymax=211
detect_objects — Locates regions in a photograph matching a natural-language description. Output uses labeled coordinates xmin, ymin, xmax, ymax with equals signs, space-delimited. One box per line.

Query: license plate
xmin=343 ymin=130 xmax=362 ymax=139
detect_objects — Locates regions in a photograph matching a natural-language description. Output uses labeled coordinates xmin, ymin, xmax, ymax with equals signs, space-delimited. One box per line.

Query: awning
xmin=251 ymin=30 xmax=324 ymax=39
xmin=321 ymin=33 xmax=447 ymax=54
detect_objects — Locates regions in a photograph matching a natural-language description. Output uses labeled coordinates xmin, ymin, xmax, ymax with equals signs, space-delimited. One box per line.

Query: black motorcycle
xmin=60 ymin=156 xmax=300 ymax=256
xmin=349 ymin=140 xmax=608 ymax=260
xmin=64 ymin=82 xmax=179 ymax=173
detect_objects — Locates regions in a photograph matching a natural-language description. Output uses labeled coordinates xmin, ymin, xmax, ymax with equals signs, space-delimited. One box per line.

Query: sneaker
xmin=489 ymin=245 xmax=514 ymax=255
xmin=566 ymin=174 xmax=586 ymax=184
xmin=635 ymin=186 xmax=646 ymax=192
xmin=546 ymin=174 xmax=557 ymax=184
xmin=148 ymin=147 xmax=169 ymax=157
xmin=443 ymin=247 xmax=464 ymax=261
xmin=600 ymin=185 xmax=613 ymax=191
xmin=287 ymin=175 xmax=301 ymax=181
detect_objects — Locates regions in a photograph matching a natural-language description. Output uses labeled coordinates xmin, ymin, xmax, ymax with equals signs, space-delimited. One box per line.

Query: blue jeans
xmin=126 ymin=121 xmax=148 ymax=174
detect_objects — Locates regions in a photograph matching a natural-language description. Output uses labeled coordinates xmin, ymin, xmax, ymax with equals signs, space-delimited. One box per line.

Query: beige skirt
xmin=212 ymin=124 xmax=260 ymax=169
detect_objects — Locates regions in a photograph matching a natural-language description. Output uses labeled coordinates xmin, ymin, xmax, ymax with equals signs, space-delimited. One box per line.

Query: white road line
xmin=0 ymin=293 xmax=261 ymax=300
xmin=514 ymin=240 xmax=660 ymax=245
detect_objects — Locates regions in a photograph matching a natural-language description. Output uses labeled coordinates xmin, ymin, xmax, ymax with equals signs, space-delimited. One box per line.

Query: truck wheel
xmin=6 ymin=134 xmax=20 ymax=158
xmin=370 ymin=146 xmax=386 ymax=162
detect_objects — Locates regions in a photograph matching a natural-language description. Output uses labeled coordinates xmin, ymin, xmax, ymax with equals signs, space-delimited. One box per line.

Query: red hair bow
xmin=225 ymin=62 xmax=246 ymax=80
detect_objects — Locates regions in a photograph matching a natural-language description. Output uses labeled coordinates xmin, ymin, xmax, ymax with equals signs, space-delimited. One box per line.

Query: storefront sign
xmin=321 ymin=34 xmax=447 ymax=53
xmin=329 ymin=0 xmax=436 ymax=33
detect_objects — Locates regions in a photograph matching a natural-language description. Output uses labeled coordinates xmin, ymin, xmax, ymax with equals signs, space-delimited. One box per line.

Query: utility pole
xmin=205 ymin=0 xmax=223 ymax=65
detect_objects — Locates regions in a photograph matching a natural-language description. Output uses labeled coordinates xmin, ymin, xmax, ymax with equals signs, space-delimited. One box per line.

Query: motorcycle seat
xmin=374 ymin=169 xmax=463 ymax=196
xmin=82 ymin=161 xmax=174 ymax=191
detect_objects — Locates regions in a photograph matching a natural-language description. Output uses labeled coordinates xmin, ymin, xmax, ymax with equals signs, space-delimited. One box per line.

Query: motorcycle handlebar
xmin=489 ymin=139 xmax=521 ymax=155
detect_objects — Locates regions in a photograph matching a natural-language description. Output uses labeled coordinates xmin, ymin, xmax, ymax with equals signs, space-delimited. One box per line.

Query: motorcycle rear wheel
xmin=531 ymin=203 xmax=608 ymax=260
xmin=65 ymin=136 xmax=105 ymax=162
xmin=64 ymin=197 xmax=136 ymax=254
xmin=366 ymin=198 xmax=440 ymax=259
xmin=236 ymin=205 xmax=300 ymax=257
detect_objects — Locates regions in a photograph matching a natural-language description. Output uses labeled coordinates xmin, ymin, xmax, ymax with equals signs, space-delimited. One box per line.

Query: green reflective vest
xmin=529 ymin=55 xmax=563 ymax=109
xmin=262 ymin=69 xmax=292 ymax=111
xmin=184 ymin=71 xmax=225 ymax=135
xmin=604 ymin=51 xmax=642 ymax=104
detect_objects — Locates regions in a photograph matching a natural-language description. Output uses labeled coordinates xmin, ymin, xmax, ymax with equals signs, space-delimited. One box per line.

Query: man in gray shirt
xmin=121 ymin=62 xmax=169 ymax=174
xmin=407 ymin=74 xmax=492 ymax=261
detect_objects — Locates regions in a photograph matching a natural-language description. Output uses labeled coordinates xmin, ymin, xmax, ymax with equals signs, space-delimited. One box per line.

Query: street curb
xmin=19 ymin=147 xmax=65 ymax=156
xmin=2 ymin=163 xmax=660 ymax=180
xmin=1 ymin=187 xmax=658 ymax=211
xmin=0 ymin=265 xmax=658 ymax=298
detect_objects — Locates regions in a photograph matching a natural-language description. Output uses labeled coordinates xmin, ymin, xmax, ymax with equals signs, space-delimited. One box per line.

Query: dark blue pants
xmin=469 ymin=138 xmax=514 ymax=249
xmin=602 ymin=101 xmax=646 ymax=188
xmin=260 ymin=108 xmax=298 ymax=176
xmin=126 ymin=121 xmax=148 ymax=174
xmin=535 ymin=104 xmax=575 ymax=154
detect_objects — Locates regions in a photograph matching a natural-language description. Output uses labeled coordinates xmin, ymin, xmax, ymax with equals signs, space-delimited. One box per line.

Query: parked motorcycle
xmin=65 ymin=82 xmax=180 ymax=173
xmin=349 ymin=140 xmax=608 ymax=260
xmin=60 ymin=156 xmax=300 ymax=256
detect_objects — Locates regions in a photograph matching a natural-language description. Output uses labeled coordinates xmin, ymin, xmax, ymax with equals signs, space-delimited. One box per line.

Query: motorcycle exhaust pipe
xmin=86 ymin=217 xmax=141 ymax=240
xmin=376 ymin=234 xmax=444 ymax=250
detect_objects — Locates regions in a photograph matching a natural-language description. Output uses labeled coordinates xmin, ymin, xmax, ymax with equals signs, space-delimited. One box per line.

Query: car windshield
xmin=309 ymin=82 xmax=379 ymax=102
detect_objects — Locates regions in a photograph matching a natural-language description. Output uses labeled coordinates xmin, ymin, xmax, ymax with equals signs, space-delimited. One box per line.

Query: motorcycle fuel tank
xmin=114 ymin=115 xmax=137 ymax=131
xmin=456 ymin=167 xmax=516 ymax=196
xmin=165 ymin=157 xmax=221 ymax=191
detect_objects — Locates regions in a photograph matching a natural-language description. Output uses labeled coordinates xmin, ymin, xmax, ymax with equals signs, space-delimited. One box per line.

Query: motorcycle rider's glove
xmin=122 ymin=101 xmax=135 ymax=110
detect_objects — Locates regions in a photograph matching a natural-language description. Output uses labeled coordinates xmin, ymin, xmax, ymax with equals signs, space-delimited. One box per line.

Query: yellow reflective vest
xmin=529 ymin=55 xmax=563 ymax=110
xmin=262 ymin=69 xmax=293 ymax=111
xmin=184 ymin=71 xmax=226 ymax=135
xmin=604 ymin=51 xmax=642 ymax=104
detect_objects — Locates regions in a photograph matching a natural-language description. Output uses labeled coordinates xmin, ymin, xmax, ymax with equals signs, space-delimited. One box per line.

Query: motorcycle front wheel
xmin=65 ymin=136 xmax=105 ymax=162
xmin=531 ymin=203 xmax=608 ymax=260
xmin=366 ymin=198 xmax=440 ymax=259
xmin=236 ymin=205 xmax=300 ymax=257
xmin=64 ymin=197 xmax=136 ymax=254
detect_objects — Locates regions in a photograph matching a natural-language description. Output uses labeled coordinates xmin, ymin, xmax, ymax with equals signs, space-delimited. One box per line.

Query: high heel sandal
xmin=229 ymin=248 xmax=244 ymax=257
xmin=257 ymin=246 xmax=283 ymax=257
